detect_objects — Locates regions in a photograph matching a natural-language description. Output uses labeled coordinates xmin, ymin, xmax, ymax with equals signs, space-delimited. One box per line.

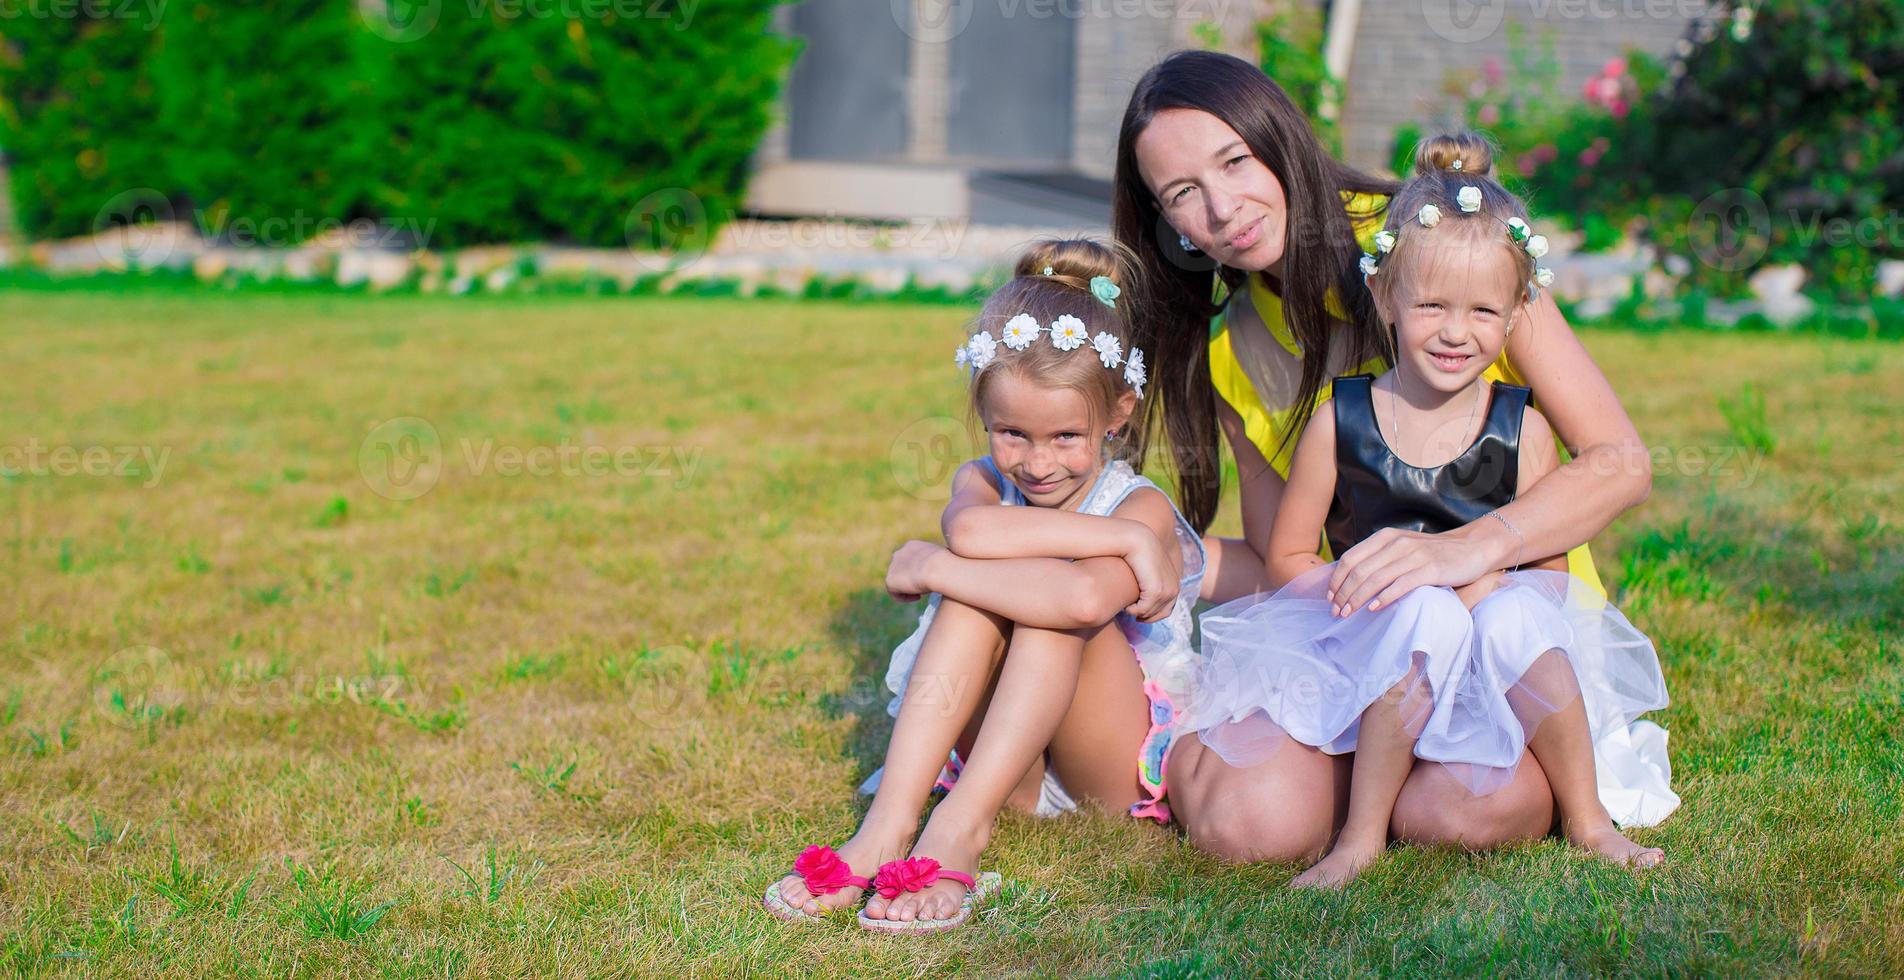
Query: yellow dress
xmin=1206 ymin=191 xmax=1605 ymax=594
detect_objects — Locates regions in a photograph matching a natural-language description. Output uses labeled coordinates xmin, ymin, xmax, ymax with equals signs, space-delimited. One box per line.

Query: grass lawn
xmin=0 ymin=289 xmax=1900 ymax=976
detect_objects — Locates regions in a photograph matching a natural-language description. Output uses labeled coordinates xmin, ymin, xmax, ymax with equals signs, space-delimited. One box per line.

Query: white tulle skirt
xmin=1181 ymin=565 xmax=1679 ymax=828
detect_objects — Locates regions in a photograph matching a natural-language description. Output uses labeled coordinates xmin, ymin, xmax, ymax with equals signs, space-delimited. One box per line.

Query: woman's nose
xmin=1204 ymin=185 xmax=1239 ymax=226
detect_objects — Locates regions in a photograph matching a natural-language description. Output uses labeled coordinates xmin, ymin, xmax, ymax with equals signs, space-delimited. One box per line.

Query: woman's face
xmin=1134 ymin=108 xmax=1288 ymax=274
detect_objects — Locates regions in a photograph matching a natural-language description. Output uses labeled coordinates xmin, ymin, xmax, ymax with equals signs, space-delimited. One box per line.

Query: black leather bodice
xmin=1324 ymin=374 xmax=1527 ymax=557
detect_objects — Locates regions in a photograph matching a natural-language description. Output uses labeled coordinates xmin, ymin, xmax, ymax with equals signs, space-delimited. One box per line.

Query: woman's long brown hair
xmin=1111 ymin=50 xmax=1398 ymax=534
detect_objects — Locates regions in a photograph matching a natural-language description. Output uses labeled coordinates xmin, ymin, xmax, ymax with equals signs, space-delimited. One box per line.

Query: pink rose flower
xmin=792 ymin=845 xmax=855 ymax=895
xmin=874 ymin=856 xmax=942 ymax=898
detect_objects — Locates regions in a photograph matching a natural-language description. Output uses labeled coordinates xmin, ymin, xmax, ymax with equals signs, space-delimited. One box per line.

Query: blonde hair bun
xmin=1413 ymin=132 xmax=1495 ymax=179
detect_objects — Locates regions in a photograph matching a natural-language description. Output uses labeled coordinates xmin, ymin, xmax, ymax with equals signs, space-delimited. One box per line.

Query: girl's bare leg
xmin=865 ymin=621 xmax=1089 ymax=923
xmin=954 ymin=667 xmax=1049 ymax=816
xmin=774 ymin=597 xmax=1007 ymax=916
xmin=1043 ymin=620 xmax=1151 ymax=813
xmin=1517 ymin=650 xmax=1665 ymax=867
xmin=1291 ymin=658 xmax=1432 ymax=889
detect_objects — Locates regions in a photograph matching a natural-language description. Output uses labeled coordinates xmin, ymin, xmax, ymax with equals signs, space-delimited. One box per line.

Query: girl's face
xmin=978 ymin=372 xmax=1124 ymax=510
xmin=1135 ymin=108 xmax=1288 ymax=274
xmin=1379 ymin=238 xmax=1524 ymax=394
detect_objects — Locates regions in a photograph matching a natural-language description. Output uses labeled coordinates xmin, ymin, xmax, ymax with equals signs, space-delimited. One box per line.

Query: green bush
xmin=368 ymin=1 xmax=798 ymax=248
xmin=0 ymin=0 xmax=798 ymax=249
xmin=0 ymin=5 xmax=172 ymax=238
xmin=155 ymin=1 xmax=375 ymax=243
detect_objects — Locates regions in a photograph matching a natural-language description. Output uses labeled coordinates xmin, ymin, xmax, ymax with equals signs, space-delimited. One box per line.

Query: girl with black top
xmin=1179 ymin=136 xmax=1677 ymax=889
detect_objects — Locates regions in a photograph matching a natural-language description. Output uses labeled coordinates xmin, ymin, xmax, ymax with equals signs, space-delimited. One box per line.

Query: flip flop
xmin=762 ymin=845 xmax=873 ymax=923
xmin=857 ymin=856 xmax=1002 ymax=935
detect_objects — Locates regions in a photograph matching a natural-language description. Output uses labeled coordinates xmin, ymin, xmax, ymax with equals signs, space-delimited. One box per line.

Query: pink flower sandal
xmin=856 ymin=856 xmax=1002 ymax=935
xmin=762 ymin=845 xmax=873 ymax=923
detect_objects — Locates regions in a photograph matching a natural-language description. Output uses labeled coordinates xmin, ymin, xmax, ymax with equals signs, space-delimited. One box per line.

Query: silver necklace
xmin=1390 ymin=374 xmax=1484 ymax=464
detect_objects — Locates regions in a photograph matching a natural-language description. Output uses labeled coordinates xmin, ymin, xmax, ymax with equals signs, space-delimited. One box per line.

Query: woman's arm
xmin=1508 ymin=405 xmax=1572 ymax=574
xmin=1200 ymin=397 xmax=1287 ymax=602
xmin=1327 ymin=296 xmax=1650 ymax=613
xmin=1265 ymin=408 xmax=1338 ymax=593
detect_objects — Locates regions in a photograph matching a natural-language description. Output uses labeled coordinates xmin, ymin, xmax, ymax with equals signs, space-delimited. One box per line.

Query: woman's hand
xmin=1326 ymin=526 xmax=1501 ymax=617
xmin=1122 ymin=527 xmax=1180 ymax=623
xmin=885 ymin=539 xmax=945 ymax=603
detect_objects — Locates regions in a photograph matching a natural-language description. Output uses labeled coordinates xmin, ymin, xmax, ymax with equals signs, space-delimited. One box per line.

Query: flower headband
xmin=954 ymin=313 xmax=1147 ymax=399
xmin=1358 ymin=187 xmax=1555 ymax=294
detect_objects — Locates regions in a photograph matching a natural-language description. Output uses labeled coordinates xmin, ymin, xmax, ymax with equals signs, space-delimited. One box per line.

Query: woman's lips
xmin=1021 ymin=478 xmax=1061 ymax=493
xmin=1429 ymin=351 xmax=1472 ymax=372
xmin=1227 ymin=217 xmax=1263 ymax=252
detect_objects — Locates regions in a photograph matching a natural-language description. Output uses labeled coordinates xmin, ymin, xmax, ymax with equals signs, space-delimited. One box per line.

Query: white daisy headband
xmin=1358 ymin=187 xmax=1555 ymax=296
xmin=955 ymin=315 xmax=1147 ymax=399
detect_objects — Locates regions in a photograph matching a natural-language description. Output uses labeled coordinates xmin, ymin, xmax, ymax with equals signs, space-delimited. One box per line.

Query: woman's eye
xmin=1056 ymin=432 xmax=1081 ymax=441
xmin=1226 ymin=155 xmax=1248 ymax=168
xmin=1416 ymin=303 xmax=1442 ymax=311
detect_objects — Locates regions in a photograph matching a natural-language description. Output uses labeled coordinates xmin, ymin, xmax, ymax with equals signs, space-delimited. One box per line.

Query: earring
xmin=1177 ymin=232 xmax=1200 ymax=255
xmin=1105 ymin=430 xmax=1117 ymax=442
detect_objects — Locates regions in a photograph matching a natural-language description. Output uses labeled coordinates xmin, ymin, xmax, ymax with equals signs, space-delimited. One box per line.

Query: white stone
xmin=1757 ymin=293 xmax=1815 ymax=326
xmin=1877 ymin=260 xmax=1904 ymax=298
xmin=336 ymin=249 xmax=414 ymax=291
xmin=282 ymin=248 xmax=327 ymax=281
xmin=1748 ymin=264 xmax=1807 ymax=302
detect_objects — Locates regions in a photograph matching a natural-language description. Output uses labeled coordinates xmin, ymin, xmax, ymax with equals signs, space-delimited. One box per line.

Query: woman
xmin=1111 ymin=50 xmax=1655 ymax=862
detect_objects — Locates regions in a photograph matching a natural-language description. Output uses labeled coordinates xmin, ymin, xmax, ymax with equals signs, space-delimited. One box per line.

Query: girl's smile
xmin=979 ymin=372 xmax=1110 ymax=513
xmin=1381 ymin=239 xmax=1526 ymax=396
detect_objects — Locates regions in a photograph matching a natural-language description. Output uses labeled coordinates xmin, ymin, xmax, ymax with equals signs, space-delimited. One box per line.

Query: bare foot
xmin=1290 ymin=835 xmax=1387 ymax=890
xmin=1570 ymin=823 xmax=1665 ymax=869
xmin=774 ymin=825 xmax=911 ymax=918
xmin=862 ymin=820 xmax=985 ymax=923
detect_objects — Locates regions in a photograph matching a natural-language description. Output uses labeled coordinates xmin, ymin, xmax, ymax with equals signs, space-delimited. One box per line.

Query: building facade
xmin=746 ymin=0 xmax=1716 ymax=224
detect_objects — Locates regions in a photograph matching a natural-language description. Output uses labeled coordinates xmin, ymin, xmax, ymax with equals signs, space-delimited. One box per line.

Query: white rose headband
xmin=954 ymin=272 xmax=1147 ymax=399
xmin=1358 ymin=186 xmax=1556 ymax=298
